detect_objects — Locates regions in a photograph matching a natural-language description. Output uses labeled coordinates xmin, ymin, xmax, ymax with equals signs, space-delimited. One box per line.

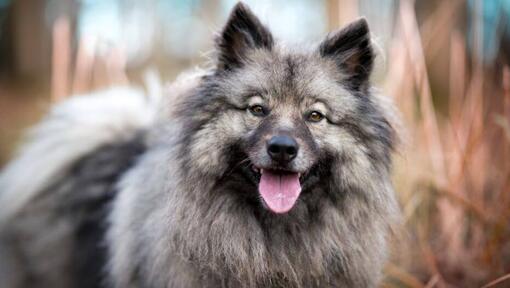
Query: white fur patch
xmin=0 ymin=86 xmax=160 ymax=226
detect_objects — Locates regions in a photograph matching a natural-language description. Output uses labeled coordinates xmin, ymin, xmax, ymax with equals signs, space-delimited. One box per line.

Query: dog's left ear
xmin=319 ymin=18 xmax=374 ymax=91
xmin=216 ymin=2 xmax=274 ymax=71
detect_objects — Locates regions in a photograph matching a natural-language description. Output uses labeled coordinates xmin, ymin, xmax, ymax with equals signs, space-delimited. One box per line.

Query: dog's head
xmin=178 ymin=3 xmax=395 ymax=215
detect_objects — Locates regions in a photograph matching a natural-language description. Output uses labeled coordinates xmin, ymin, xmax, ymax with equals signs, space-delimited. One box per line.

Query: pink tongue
xmin=258 ymin=169 xmax=301 ymax=214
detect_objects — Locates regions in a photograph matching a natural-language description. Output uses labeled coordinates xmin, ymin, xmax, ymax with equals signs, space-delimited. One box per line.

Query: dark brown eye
xmin=248 ymin=105 xmax=266 ymax=117
xmin=307 ymin=111 xmax=325 ymax=122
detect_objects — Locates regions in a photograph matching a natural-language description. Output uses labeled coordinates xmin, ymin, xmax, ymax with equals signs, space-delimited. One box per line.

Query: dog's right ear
xmin=215 ymin=2 xmax=274 ymax=71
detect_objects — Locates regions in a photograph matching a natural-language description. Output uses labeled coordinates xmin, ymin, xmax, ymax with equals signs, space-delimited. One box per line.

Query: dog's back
xmin=0 ymin=88 xmax=158 ymax=288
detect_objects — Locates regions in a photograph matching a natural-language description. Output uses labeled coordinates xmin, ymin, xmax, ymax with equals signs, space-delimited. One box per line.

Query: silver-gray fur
xmin=0 ymin=87 xmax=159 ymax=288
xmin=0 ymin=3 xmax=400 ymax=288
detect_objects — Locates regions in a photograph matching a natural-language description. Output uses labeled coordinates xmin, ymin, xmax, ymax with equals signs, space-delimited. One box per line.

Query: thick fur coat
xmin=0 ymin=3 xmax=399 ymax=288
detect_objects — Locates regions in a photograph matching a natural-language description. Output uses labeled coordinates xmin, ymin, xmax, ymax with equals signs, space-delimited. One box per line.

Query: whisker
xmin=223 ymin=157 xmax=252 ymax=178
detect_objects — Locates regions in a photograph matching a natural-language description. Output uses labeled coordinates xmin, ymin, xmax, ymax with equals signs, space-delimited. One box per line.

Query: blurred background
xmin=0 ymin=0 xmax=509 ymax=287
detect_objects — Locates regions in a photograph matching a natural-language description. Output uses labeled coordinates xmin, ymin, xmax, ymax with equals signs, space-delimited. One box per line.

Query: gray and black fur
xmin=0 ymin=3 xmax=400 ymax=288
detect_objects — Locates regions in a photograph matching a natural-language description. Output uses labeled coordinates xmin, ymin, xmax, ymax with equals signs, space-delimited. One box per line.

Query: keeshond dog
xmin=0 ymin=3 xmax=400 ymax=288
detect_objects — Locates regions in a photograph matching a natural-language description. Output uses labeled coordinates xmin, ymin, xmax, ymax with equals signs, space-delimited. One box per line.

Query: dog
xmin=0 ymin=3 xmax=399 ymax=287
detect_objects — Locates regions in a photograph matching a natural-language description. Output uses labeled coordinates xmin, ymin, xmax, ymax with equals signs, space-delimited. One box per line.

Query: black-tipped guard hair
xmin=216 ymin=2 xmax=274 ymax=71
xmin=319 ymin=18 xmax=374 ymax=91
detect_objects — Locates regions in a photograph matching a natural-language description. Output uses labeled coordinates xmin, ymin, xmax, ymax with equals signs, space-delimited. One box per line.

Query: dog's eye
xmin=307 ymin=111 xmax=325 ymax=122
xmin=248 ymin=105 xmax=266 ymax=117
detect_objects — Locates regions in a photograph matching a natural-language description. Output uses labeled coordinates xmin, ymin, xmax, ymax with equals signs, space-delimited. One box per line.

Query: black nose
xmin=267 ymin=135 xmax=299 ymax=164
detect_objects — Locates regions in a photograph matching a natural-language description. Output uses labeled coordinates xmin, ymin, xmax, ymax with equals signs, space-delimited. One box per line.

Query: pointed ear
xmin=319 ymin=18 xmax=374 ymax=90
xmin=216 ymin=2 xmax=274 ymax=71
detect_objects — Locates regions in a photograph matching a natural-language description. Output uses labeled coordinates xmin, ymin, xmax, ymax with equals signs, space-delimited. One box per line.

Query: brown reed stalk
xmin=399 ymin=0 xmax=446 ymax=186
xmin=72 ymin=36 xmax=97 ymax=94
xmin=51 ymin=16 xmax=71 ymax=102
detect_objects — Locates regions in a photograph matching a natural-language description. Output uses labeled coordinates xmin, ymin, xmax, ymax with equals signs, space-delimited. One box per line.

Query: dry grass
xmin=379 ymin=1 xmax=510 ymax=287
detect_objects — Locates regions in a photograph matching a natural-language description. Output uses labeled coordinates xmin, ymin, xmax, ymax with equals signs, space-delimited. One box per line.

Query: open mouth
xmin=249 ymin=165 xmax=303 ymax=214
